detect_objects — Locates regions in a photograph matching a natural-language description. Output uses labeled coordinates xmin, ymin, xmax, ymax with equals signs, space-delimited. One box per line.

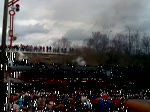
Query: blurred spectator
xmin=45 ymin=101 xmax=55 ymax=112
xmin=100 ymin=93 xmax=112 ymax=112
xmin=18 ymin=94 xmax=24 ymax=109
xmin=12 ymin=96 xmax=20 ymax=112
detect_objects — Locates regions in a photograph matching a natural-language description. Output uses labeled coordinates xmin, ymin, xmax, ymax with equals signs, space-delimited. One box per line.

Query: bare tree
xmin=53 ymin=37 xmax=71 ymax=48
xmin=84 ymin=32 xmax=109 ymax=53
xmin=111 ymin=33 xmax=128 ymax=54
xmin=141 ymin=33 xmax=150 ymax=55
xmin=129 ymin=33 xmax=137 ymax=55
xmin=132 ymin=30 xmax=141 ymax=55
xmin=53 ymin=37 xmax=71 ymax=53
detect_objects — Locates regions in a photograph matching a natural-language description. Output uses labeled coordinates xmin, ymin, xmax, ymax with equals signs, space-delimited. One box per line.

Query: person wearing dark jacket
xmin=100 ymin=93 xmax=112 ymax=112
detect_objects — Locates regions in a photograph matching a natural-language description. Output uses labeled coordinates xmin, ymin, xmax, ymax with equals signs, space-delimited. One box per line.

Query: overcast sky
xmin=1 ymin=0 xmax=150 ymax=46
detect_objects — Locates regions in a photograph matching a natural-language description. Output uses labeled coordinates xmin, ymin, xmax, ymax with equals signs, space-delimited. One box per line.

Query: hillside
xmin=15 ymin=52 xmax=78 ymax=65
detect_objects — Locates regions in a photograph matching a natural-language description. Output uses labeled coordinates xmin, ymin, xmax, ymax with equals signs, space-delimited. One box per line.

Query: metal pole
xmin=8 ymin=7 xmax=15 ymax=112
xmin=0 ymin=0 xmax=9 ymax=111
xmin=7 ymin=79 xmax=11 ymax=111
xmin=107 ymin=30 xmax=112 ymax=46
xmin=125 ymin=26 xmax=131 ymax=54
xmin=108 ymin=30 xmax=112 ymax=39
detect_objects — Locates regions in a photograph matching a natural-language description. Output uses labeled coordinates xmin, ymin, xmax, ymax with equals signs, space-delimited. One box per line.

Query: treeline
xmin=80 ymin=31 xmax=150 ymax=66
xmin=53 ymin=31 xmax=150 ymax=67
xmin=1 ymin=31 xmax=150 ymax=66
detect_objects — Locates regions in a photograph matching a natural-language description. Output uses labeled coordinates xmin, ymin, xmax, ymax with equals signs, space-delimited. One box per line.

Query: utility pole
xmin=125 ymin=26 xmax=131 ymax=66
xmin=0 ymin=0 xmax=9 ymax=111
xmin=107 ymin=30 xmax=112 ymax=46
xmin=125 ymin=26 xmax=131 ymax=54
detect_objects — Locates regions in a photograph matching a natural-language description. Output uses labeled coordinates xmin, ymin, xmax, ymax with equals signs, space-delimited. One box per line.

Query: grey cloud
xmin=93 ymin=0 xmax=150 ymax=32
xmin=133 ymin=22 xmax=150 ymax=34
xmin=1 ymin=0 xmax=150 ymax=46
xmin=51 ymin=0 xmax=103 ymax=23
xmin=17 ymin=0 xmax=55 ymax=20
xmin=63 ymin=29 xmax=90 ymax=41
xmin=15 ymin=23 xmax=49 ymax=37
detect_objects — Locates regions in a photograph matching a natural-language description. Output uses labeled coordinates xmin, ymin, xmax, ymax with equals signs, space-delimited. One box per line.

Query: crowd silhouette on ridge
xmin=0 ymin=44 xmax=74 ymax=53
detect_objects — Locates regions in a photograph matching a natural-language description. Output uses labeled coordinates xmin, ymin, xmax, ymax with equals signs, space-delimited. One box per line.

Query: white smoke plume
xmin=73 ymin=56 xmax=86 ymax=66
xmin=17 ymin=51 xmax=28 ymax=61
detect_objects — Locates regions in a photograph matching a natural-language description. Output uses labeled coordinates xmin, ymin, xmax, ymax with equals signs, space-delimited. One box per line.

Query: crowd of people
xmin=6 ymin=85 xmax=150 ymax=112
xmin=0 ymin=44 xmax=74 ymax=53
xmin=7 ymin=61 xmax=150 ymax=112
xmin=7 ymin=90 xmax=118 ymax=112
